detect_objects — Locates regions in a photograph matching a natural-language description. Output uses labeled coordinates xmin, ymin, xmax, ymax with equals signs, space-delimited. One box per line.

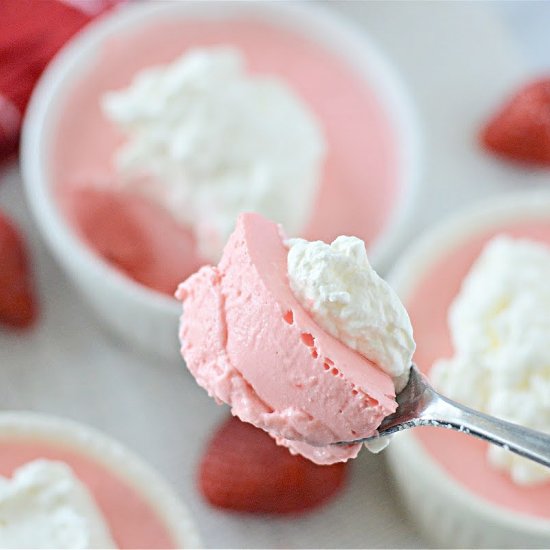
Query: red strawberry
xmin=481 ymin=79 xmax=550 ymax=166
xmin=0 ymin=211 xmax=37 ymax=328
xmin=199 ymin=416 xmax=347 ymax=515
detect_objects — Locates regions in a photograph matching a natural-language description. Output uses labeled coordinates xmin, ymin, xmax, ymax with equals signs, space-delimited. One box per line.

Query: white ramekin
xmin=21 ymin=1 xmax=421 ymax=361
xmin=386 ymin=191 xmax=550 ymax=548
xmin=0 ymin=411 xmax=201 ymax=548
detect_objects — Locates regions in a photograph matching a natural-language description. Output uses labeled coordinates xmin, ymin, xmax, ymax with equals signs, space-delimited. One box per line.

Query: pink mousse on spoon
xmin=177 ymin=213 xmax=414 ymax=464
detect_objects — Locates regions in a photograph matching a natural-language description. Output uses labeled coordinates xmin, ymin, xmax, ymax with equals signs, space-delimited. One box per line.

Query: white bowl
xmin=0 ymin=410 xmax=201 ymax=548
xmin=21 ymin=1 xmax=421 ymax=361
xmin=386 ymin=191 xmax=550 ymax=548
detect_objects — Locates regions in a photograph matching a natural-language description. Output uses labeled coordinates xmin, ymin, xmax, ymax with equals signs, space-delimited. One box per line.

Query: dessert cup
xmin=0 ymin=411 xmax=201 ymax=549
xmin=386 ymin=191 xmax=550 ymax=548
xmin=21 ymin=1 xmax=420 ymax=361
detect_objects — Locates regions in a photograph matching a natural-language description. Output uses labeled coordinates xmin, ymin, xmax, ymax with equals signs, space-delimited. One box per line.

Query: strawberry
xmin=0 ymin=211 xmax=37 ymax=328
xmin=481 ymin=79 xmax=550 ymax=166
xmin=64 ymin=187 xmax=151 ymax=283
xmin=198 ymin=416 xmax=347 ymax=515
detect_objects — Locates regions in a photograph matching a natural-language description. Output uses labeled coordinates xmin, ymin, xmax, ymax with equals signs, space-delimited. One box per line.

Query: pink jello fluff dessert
xmin=176 ymin=213 xmax=415 ymax=464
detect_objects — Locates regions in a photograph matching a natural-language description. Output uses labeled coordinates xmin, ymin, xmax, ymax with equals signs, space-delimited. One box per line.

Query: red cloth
xmin=0 ymin=0 xmax=122 ymax=162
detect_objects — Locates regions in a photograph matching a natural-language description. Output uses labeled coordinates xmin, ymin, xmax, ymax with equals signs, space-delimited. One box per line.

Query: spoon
xmin=342 ymin=364 xmax=550 ymax=469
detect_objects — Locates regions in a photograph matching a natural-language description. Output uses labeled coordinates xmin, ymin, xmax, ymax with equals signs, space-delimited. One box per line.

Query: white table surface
xmin=1 ymin=2 xmax=548 ymax=548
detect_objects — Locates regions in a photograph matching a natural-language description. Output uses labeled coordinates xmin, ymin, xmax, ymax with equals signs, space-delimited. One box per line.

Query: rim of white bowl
xmin=21 ymin=0 xmax=422 ymax=318
xmin=0 ymin=411 xmax=202 ymax=548
xmin=388 ymin=189 xmax=550 ymax=537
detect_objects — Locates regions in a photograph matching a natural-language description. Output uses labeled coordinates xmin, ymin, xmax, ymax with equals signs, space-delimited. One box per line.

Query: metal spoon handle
xmin=427 ymin=394 xmax=550 ymax=468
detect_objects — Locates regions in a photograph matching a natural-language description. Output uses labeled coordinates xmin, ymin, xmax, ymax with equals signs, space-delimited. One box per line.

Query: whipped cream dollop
xmin=287 ymin=236 xmax=415 ymax=392
xmin=0 ymin=460 xmax=116 ymax=548
xmin=102 ymin=47 xmax=325 ymax=262
xmin=432 ymin=236 xmax=550 ymax=485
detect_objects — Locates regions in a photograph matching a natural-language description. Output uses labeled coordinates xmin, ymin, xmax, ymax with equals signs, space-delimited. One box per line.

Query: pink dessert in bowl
xmin=0 ymin=412 xmax=200 ymax=548
xmin=177 ymin=213 xmax=415 ymax=465
xmin=386 ymin=191 xmax=550 ymax=548
xmin=22 ymin=1 xmax=419 ymax=360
